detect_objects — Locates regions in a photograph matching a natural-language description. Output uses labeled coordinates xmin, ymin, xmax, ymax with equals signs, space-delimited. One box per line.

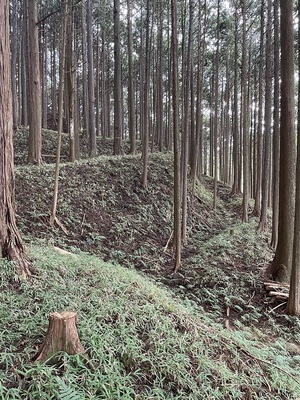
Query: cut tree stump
xmin=33 ymin=311 xmax=85 ymax=363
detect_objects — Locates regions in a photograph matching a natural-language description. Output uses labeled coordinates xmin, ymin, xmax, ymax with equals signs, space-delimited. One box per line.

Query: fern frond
xmin=56 ymin=377 xmax=84 ymax=400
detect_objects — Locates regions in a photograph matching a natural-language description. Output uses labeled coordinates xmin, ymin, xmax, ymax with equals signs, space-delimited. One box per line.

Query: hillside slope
xmin=14 ymin=151 xmax=276 ymax=324
xmin=1 ymin=246 xmax=300 ymax=399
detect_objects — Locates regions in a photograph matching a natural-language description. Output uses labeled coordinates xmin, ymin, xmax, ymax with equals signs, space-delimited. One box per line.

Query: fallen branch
xmin=52 ymin=216 xmax=69 ymax=235
xmin=164 ymin=230 xmax=173 ymax=252
xmin=264 ymin=281 xmax=289 ymax=289
xmin=80 ymin=213 xmax=86 ymax=236
xmin=269 ymin=291 xmax=289 ymax=299
xmin=269 ymin=302 xmax=287 ymax=313
xmin=239 ymin=346 xmax=300 ymax=388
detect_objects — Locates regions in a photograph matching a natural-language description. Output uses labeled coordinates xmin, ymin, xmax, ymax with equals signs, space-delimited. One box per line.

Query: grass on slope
xmin=15 ymin=153 xmax=277 ymax=328
xmin=1 ymin=246 xmax=300 ymax=399
xmin=13 ymin=128 xmax=143 ymax=165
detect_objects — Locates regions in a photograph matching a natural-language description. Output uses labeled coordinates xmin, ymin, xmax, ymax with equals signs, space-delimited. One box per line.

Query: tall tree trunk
xmin=181 ymin=0 xmax=194 ymax=243
xmin=285 ymin=0 xmax=300 ymax=315
xmin=258 ymin=0 xmax=272 ymax=231
xmin=87 ymin=0 xmax=96 ymax=156
xmin=0 ymin=0 xmax=31 ymax=278
xmin=81 ymin=2 xmax=89 ymax=141
xmin=253 ymin=0 xmax=265 ymax=216
xmin=171 ymin=0 xmax=181 ymax=273
xmin=100 ymin=4 xmax=108 ymax=140
xmin=27 ymin=0 xmax=42 ymax=165
xmin=113 ymin=0 xmax=122 ymax=155
xmin=213 ymin=0 xmax=220 ymax=210
xmin=241 ymin=1 xmax=249 ymax=222
xmin=50 ymin=2 xmax=68 ymax=226
xmin=127 ymin=0 xmax=136 ymax=153
xmin=271 ymin=0 xmax=280 ymax=249
xmin=66 ymin=0 xmax=76 ymax=162
xmin=270 ymin=0 xmax=296 ymax=282
xmin=10 ymin=0 xmax=19 ymax=129
xmin=191 ymin=2 xmax=207 ymax=187
xmin=231 ymin=9 xmax=240 ymax=195
xmin=156 ymin=1 xmax=163 ymax=152
xmin=21 ymin=0 xmax=28 ymax=127
xmin=41 ymin=23 xmax=48 ymax=129
xmin=51 ymin=30 xmax=57 ymax=120
xmin=141 ymin=0 xmax=151 ymax=189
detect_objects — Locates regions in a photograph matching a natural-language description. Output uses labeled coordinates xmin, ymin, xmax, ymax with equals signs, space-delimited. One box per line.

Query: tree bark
xmin=27 ymin=0 xmax=42 ymax=165
xmin=20 ymin=0 xmax=28 ymax=127
xmin=50 ymin=2 xmax=68 ymax=226
xmin=258 ymin=0 xmax=272 ymax=232
xmin=253 ymin=0 xmax=265 ymax=216
xmin=171 ymin=0 xmax=181 ymax=273
xmin=81 ymin=2 xmax=89 ymax=141
xmin=270 ymin=0 xmax=296 ymax=282
xmin=286 ymin=0 xmax=300 ymax=314
xmin=66 ymin=0 xmax=76 ymax=162
xmin=0 ymin=0 xmax=32 ymax=278
xmin=213 ymin=0 xmax=220 ymax=210
xmin=231 ymin=9 xmax=240 ymax=196
xmin=141 ymin=0 xmax=151 ymax=189
xmin=181 ymin=0 xmax=194 ymax=243
xmin=127 ymin=0 xmax=136 ymax=154
xmin=113 ymin=0 xmax=123 ymax=155
xmin=33 ymin=311 xmax=84 ymax=363
xmin=271 ymin=0 xmax=280 ymax=249
xmin=87 ymin=0 xmax=96 ymax=156
xmin=10 ymin=0 xmax=19 ymax=129
xmin=241 ymin=1 xmax=249 ymax=223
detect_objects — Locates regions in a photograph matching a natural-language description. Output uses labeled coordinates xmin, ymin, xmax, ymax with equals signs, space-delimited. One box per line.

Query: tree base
xmin=33 ymin=311 xmax=84 ymax=363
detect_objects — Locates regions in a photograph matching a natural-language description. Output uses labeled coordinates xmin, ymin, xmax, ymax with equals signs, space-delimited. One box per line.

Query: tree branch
xmin=37 ymin=0 xmax=83 ymax=25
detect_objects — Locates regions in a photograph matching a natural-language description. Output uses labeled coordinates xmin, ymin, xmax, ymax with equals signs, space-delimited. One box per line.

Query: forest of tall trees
xmin=2 ymin=0 xmax=300 ymax=314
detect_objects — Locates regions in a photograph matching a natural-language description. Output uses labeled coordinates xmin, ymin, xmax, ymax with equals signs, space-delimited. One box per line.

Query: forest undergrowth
xmin=2 ymin=246 xmax=300 ymax=399
xmin=14 ymin=129 xmax=284 ymax=329
xmin=4 ymin=128 xmax=300 ymax=398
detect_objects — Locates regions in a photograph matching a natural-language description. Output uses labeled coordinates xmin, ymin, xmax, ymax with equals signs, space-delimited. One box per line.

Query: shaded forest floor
xmin=14 ymin=128 xmax=284 ymax=329
xmin=7 ymin=128 xmax=300 ymax=398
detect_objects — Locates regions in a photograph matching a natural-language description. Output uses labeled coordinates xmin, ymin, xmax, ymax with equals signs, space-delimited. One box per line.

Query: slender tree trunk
xmin=21 ymin=0 xmax=28 ymax=127
xmin=271 ymin=0 xmax=280 ymax=249
xmin=87 ymin=0 xmax=96 ymax=156
xmin=27 ymin=0 xmax=42 ymax=165
xmin=50 ymin=2 xmax=68 ymax=226
xmin=213 ymin=0 xmax=220 ymax=210
xmin=127 ymin=0 xmax=136 ymax=154
xmin=95 ymin=29 xmax=100 ymax=138
xmin=66 ymin=0 xmax=76 ymax=162
xmin=156 ymin=1 xmax=164 ymax=152
xmin=171 ymin=0 xmax=181 ymax=273
xmin=51 ymin=30 xmax=57 ymax=120
xmin=241 ymin=1 xmax=249 ymax=222
xmin=42 ymin=23 xmax=48 ymax=129
xmin=253 ymin=0 xmax=265 ymax=216
xmin=191 ymin=3 xmax=206 ymax=187
xmin=81 ymin=2 xmax=89 ymax=141
xmin=141 ymin=0 xmax=151 ymax=189
xmin=113 ymin=0 xmax=122 ymax=155
xmin=258 ymin=0 xmax=272 ymax=231
xmin=181 ymin=0 xmax=194 ymax=243
xmin=231 ymin=9 xmax=240 ymax=195
xmin=100 ymin=9 xmax=108 ymax=140
xmin=10 ymin=0 xmax=18 ymax=129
